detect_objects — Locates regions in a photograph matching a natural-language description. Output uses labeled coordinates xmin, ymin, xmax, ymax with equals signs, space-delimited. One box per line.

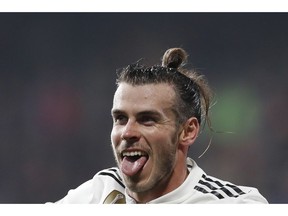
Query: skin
xmin=111 ymin=82 xmax=200 ymax=203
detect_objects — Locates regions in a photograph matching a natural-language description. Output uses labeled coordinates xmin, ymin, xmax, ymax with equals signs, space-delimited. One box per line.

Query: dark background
xmin=0 ymin=13 xmax=287 ymax=203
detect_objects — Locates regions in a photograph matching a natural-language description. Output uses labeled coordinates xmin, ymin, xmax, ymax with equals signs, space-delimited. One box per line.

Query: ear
xmin=179 ymin=117 xmax=200 ymax=147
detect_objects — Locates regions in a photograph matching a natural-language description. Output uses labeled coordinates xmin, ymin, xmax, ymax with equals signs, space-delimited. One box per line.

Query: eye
xmin=138 ymin=115 xmax=157 ymax=126
xmin=113 ymin=114 xmax=128 ymax=125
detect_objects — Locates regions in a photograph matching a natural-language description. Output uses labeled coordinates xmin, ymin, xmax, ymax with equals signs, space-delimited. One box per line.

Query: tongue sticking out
xmin=121 ymin=156 xmax=148 ymax=176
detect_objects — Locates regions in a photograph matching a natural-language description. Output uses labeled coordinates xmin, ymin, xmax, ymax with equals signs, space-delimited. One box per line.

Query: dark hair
xmin=116 ymin=48 xmax=213 ymax=128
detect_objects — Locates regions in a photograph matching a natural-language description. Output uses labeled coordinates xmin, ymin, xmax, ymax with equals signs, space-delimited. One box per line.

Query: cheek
xmin=111 ymin=127 xmax=121 ymax=146
xmin=151 ymin=131 xmax=179 ymax=152
xmin=150 ymin=133 xmax=174 ymax=149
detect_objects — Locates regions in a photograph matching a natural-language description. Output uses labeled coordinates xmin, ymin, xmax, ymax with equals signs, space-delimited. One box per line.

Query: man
xmin=54 ymin=48 xmax=268 ymax=204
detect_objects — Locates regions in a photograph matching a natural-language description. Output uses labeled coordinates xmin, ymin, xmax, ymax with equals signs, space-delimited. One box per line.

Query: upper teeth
xmin=123 ymin=151 xmax=145 ymax=157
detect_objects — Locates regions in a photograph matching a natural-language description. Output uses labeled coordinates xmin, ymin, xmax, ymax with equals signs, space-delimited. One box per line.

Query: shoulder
xmin=186 ymin=158 xmax=268 ymax=204
xmin=54 ymin=167 xmax=126 ymax=204
xmin=95 ymin=167 xmax=125 ymax=188
xmin=193 ymin=173 xmax=268 ymax=203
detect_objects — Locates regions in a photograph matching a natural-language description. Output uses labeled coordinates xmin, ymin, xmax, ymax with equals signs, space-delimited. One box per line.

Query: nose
xmin=121 ymin=120 xmax=141 ymax=142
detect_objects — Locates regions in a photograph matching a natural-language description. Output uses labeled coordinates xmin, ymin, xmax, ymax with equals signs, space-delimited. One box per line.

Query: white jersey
xmin=55 ymin=158 xmax=268 ymax=204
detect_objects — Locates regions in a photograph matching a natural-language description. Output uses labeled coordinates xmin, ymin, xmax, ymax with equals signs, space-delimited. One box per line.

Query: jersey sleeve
xmin=51 ymin=167 xmax=125 ymax=204
xmin=229 ymin=187 xmax=268 ymax=204
xmin=54 ymin=178 xmax=103 ymax=204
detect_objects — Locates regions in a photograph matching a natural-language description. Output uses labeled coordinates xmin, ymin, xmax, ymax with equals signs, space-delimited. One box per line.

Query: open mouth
xmin=121 ymin=151 xmax=148 ymax=176
xmin=122 ymin=151 xmax=147 ymax=161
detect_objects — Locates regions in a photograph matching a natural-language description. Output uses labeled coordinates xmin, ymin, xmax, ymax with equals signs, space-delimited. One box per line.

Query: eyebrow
xmin=111 ymin=109 xmax=161 ymax=118
xmin=110 ymin=109 xmax=123 ymax=119
xmin=137 ymin=110 xmax=161 ymax=118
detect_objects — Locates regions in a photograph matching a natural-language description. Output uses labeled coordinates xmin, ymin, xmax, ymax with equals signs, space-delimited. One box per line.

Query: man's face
xmin=111 ymin=82 xmax=182 ymax=195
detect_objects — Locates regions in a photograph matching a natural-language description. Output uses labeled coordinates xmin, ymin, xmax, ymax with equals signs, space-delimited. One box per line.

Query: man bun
xmin=162 ymin=48 xmax=188 ymax=69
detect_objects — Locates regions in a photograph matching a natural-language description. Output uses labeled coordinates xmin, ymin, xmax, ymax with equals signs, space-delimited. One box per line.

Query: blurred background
xmin=0 ymin=13 xmax=287 ymax=203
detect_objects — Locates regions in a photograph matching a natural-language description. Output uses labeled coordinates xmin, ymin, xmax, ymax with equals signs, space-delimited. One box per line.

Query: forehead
xmin=112 ymin=83 xmax=176 ymax=111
